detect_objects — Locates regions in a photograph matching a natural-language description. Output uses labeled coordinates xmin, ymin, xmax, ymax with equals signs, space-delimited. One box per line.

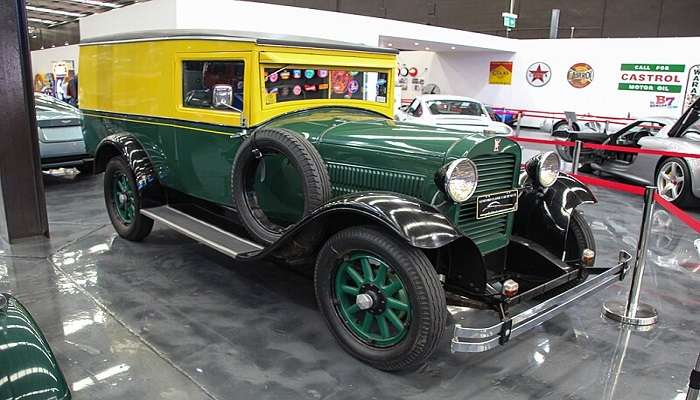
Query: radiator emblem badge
xmin=493 ymin=139 xmax=502 ymax=152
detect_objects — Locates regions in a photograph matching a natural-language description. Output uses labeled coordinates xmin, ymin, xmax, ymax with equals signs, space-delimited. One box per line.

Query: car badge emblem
xmin=493 ymin=139 xmax=501 ymax=152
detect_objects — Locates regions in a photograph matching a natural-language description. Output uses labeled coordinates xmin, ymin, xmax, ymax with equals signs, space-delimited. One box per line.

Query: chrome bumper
xmin=450 ymin=250 xmax=632 ymax=353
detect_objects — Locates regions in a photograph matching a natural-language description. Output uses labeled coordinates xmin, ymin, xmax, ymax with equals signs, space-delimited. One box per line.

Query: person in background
xmin=33 ymin=73 xmax=45 ymax=92
xmin=63 ymin=70 xmax=77 ymax=106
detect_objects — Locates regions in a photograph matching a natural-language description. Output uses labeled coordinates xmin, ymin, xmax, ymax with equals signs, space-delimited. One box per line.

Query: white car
xmin=396 ymin=95 xmax=513 ymax=135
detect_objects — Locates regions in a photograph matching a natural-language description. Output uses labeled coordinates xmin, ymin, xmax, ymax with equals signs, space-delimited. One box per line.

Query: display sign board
xmin=489 ymin=61 xmax=513 ymax=85
xmin=502 ymin=12 xmax=517 ymax=29
xmin=684 ymin=64 xmax=700 ymax=110
xmin=618 ymin=63 xmax=685 ymax=93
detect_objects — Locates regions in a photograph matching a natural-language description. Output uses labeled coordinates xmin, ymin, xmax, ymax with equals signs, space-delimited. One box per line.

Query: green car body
xmin=0 ymin=294 xmax=71 ymax=400
xmin=78 ymin=31 xmax=627 ymax=370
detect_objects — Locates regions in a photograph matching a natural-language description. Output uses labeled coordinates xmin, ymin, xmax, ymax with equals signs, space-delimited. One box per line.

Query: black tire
xmin=104 ymin=157 xmax=153 ymax=241
xmin=231 ymin=128 xmax=331 ymax=245
xmin=565 ymin=210 xmax=596 ymax=262
xmin=555 ymin=135 xmax=575 ymax=162
xmin=552 ymin=120 xmax=580 ymax=134
xmin=655 ymin=157 xmax=696 ymax=207
xmin=314 ymin=226 xmax=447 ymax=371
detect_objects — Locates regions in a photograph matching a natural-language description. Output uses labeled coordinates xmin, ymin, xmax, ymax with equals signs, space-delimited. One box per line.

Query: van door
xmin=172 ymin=52 xmax=251 ymax=205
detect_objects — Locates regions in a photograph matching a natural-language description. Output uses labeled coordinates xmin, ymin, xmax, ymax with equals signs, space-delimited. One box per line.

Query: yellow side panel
xmin=79 ymin=40 xmax=255 ymax=127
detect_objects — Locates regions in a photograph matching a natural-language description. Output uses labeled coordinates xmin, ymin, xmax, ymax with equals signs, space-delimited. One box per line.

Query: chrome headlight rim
xmin=442 ymin=158 xmax=479 ymax=203
xmin=536 ymin=151 xmax=560 ymax=187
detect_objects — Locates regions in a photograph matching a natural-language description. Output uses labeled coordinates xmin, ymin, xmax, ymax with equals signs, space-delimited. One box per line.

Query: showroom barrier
xmin=510 ymin=136 xmax=700 ymax=235
xmin=688 ymin=353 xmax=700 ymax=400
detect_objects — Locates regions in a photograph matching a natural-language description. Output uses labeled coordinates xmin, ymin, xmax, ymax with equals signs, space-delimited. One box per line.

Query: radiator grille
xmin=456 ymin=153 xmax=517 ymax=246
xmin=327 ymin=162 xmax=424 ymax=198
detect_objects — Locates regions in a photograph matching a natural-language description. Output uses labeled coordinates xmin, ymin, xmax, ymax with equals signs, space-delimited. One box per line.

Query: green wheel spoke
xmin=383 ymin=280 xmax=402 ymax=296
xmin=346 ymin=304 xmax=359 ymax=314
xmin=385 ymin=309 xmax=405 ymax=332
xmin=340 ymin=285 xmax=359 ymax=296
xmin=360 ymin=257 xmax=373 ymax=282
xmin=344 ymin=266 xmax=364 ymax=286
xmin=386 ymin=298 xmax=409 ymax=312
xmin=373 ymin=264 xmax=387 ymax=286
xmin=376 ymin=315 xmax=390 ymax=338
xmin=361 ymin=312 xmax=373 ymax=331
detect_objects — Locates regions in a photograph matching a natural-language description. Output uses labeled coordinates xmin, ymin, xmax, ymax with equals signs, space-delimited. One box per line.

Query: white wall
xmin=399 ymin=37 xmax=700 ymax=120
xmin=31 ymin=45 xmax=80 ymax=77
xmin=80 ymin=0 xmax=176 ymax=39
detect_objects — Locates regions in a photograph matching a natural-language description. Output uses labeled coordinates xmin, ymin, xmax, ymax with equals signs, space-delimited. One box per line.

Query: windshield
xmin=425 ymin=100 xmax=488 ymax=117
xmin=263 ymin=65 xmax=389 ymax=105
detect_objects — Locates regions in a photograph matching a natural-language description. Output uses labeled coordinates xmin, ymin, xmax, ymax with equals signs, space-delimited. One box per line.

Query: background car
xmin=397 ymin=95 xmax=513 ymax=135
xmin=485 ymin=105 xmax=520 ymax=127
xmin=554 ymin=114 xmax=700 ymax=206
xmin=35 ymin=93 xmax=91 ymax=173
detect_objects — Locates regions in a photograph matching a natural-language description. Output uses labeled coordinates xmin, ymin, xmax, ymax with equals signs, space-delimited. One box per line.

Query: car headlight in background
xmin=437 ymin=158 xmax=478 ymax=203
xmin=525 ymin=151 xmax=560 ymax=188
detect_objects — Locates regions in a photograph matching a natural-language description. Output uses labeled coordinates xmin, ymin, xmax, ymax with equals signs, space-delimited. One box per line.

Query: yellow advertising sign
xmin=489 ymin=61 xmax=513 ymax=85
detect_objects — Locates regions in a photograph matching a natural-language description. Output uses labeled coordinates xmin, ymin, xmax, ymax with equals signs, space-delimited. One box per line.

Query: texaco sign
xmin=526 ymin=62 xmax=551 ymax=87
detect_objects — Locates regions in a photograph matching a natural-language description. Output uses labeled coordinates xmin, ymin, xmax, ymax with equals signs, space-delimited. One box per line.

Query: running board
xmin=141 ymin=206 xmax=263 ymax=258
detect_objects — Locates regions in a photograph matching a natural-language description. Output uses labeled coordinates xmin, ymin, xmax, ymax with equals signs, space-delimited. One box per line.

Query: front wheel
xmin=656 ymin=158 xmax=695 ymax=207
xmin=314 ymin=226 xmax=446 ymax=371
xmin=104 ymin=157 xmax=153 ymax=241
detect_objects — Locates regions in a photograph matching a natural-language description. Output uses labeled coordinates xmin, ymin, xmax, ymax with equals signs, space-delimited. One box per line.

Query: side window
xmin=183 ymin=61 xmax=244 ymax=111
xmin=412 ymin=104 xmax=423 ymax=117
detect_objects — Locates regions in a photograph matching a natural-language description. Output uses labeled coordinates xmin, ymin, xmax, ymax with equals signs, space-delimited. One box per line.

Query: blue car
xmin=35 ymin=93 xmax=92 ymax=172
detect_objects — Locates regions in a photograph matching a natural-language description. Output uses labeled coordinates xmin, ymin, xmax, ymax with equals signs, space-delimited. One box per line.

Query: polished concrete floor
xmin=1 ymin=151 xmax=699 ymax=399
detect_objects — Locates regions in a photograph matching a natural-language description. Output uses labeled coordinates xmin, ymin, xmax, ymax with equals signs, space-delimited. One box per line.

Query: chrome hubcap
xmin=657 ymin=161 xmax=685 ymax=201
xmin=355 ymin=293 xmax=374 ymax=310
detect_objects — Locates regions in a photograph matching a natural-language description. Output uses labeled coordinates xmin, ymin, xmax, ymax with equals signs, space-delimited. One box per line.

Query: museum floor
xmin=1 ymin=137 xmax=699 ymax=399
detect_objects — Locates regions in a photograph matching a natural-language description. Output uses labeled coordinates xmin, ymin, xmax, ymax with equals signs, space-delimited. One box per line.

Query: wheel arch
xmin=95 ymin=133 xmax=165 ymax=206
xmin=240 ymin=192 xmax=465 ymax=261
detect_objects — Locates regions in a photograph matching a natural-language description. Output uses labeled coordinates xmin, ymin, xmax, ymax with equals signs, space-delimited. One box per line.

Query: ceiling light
xmin=451 ymin=46 xmax=456 ymax=50
xmin=64 ymin=41 xmax=69 ymax=45
xmin=61 ymin=0 xmax=122 ymax=8
xmin=425 ymin=47 xmax=430 ymax=50
xmin=414 ymin=42 xmax=419 ymax=46
xmin=387 ymin=43 xmax=393 ymax=47
xmin=26 ymin=5 xmax=85 ymax=17
xmin=28 ymin=17 xmax=58 ymax=24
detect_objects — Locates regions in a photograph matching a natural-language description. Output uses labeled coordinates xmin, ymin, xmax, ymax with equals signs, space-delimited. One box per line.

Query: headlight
xmin=437 ymin=158 xmax=478 ymax=203
xmin=525 ymin=151 xmax=560 ymax=187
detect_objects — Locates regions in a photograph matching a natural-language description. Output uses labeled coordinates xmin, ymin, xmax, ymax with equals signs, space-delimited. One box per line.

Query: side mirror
xmin=212 ymin=84 xmax=234 ymax=109
xmin=399 ymin=105 xmax=409 ymax=112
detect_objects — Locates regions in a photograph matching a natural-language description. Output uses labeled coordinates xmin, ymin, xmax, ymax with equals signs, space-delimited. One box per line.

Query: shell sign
xmin=489 ymin=61 xmax=513 ymax=85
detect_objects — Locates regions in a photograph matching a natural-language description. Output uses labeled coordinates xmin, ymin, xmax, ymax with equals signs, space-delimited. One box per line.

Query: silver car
xmin=556 ymin=108 xmax=700 ymax=206
xmin=35 ymin=93 xmax=91 ymax=172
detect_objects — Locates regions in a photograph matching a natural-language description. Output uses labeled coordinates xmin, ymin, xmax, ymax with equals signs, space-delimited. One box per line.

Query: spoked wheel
xmin=315 ymin=226 xmax=446 ymax=371
xmin=656 ymin=158 xmax=694 ymax=206
xmin=555 ymin=137 xmax=575 ymax=162
xmin=104 ymin=157 xmax=153 ymax=241
xmin=334 ymin=252 xmax=411 ymax=347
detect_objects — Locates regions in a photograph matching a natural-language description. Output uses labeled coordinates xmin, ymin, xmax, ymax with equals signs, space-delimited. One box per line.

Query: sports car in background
xmin=35 ymin=93 xmax=91 ymax=173
xmin=397 ymin=95 xmax=513 ymax=135
xmin=553 ymin=110 xmax=700 ymax=206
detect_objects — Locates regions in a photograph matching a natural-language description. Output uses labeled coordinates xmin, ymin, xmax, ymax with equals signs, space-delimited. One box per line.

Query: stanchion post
xmin=515 ymin=111 xmax=522 ymax=137
xmin=602 ymin=186 xmax=659 ymax=326
xmin=604 ymin=120 xmax=610 ymax=133
xmin=571 ymin=140 xmax=583 ymax=174
xmin=687 ymin=353 xmax=700 ymax=400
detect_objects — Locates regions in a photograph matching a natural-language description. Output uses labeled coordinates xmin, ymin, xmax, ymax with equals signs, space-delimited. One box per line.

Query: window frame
xmin=174 ymin=51 xmax=251 ymax=127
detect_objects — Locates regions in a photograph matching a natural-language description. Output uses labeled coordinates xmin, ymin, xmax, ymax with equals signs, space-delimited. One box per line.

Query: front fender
xmin=513 ymin=173 xmax=596 ymax=255
xmin=242 ymin=192 xmax=463 ymax=260
xmin=0 ymin=294 xmax=71 ymax=400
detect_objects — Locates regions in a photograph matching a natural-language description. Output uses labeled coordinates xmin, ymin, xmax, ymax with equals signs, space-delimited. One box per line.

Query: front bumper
xmin=450 ymin=250 xmax=632 ymax=353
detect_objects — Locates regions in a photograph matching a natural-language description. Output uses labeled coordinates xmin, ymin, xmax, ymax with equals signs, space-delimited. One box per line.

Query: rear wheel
xmin=104 ymin=157 xmax=153 ymax=241
xmin=656 ymin=158 xmax=695 ymax=207
xmin=314 ymin=226 xmax=446 ymax=371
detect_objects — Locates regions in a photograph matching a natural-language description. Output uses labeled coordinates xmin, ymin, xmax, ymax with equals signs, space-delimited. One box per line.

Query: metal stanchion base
xmin=602 ymin=301 xmax=658 ymax=326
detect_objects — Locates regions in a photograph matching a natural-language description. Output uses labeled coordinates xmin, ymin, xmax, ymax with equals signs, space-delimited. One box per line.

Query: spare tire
xmin=231 ymin=128 xmax=332 ymax=245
